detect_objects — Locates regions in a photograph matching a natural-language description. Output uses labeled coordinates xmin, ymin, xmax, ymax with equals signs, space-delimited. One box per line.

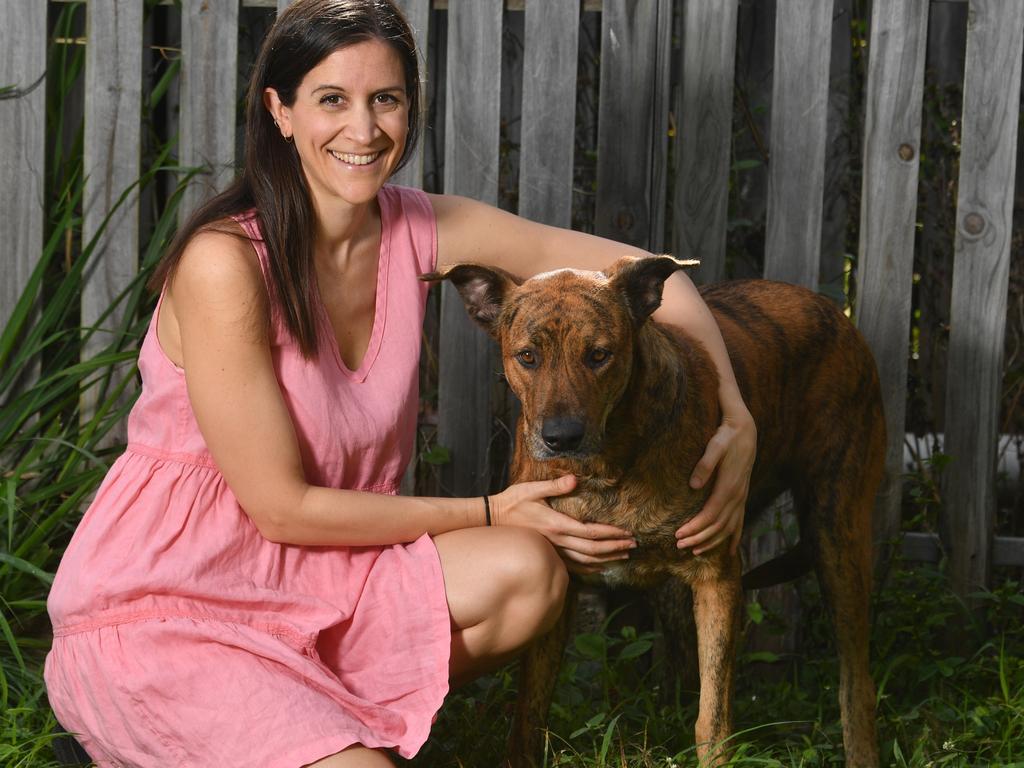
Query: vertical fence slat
xmin=944 ymin=0 xmax=1024 ymax=599
xmin=595 ymin=0 xmax=673 ymax=251
xmin=180 ymin=0 xmax=239 ymax=218
xmin=82 ymin=0 xmax=143 ymax=439
xmin=390 ymin=0 xmax=431 ymax=190
xmin=673 ymin=0 xmax=738 ymax=282
xmin=0 ymin=1 xmax=46 ymax=337
xmin=855 ymin=0 xmax=929 ymax=566
xmin=518 ymin=0 xmax=578 ymax=228
xmin=437 ymin=0 xmax=503 ymax=496
xmin=763 ymin=0 xmax=834 ymax=287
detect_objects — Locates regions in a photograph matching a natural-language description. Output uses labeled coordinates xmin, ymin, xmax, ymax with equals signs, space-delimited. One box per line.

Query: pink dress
xmin=44 ymin=185 xmax=451 ymax=767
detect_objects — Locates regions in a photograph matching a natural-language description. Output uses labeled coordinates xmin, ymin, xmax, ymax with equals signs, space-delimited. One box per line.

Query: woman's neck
xmin=312 ymin=194 xmax=381 ymax=271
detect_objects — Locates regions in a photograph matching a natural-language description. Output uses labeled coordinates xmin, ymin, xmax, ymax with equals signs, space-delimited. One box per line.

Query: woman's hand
xmin=675 ymin=398 xmax=757 ymax=556
xmin=490 ymin=475 xmax=636 ymax=574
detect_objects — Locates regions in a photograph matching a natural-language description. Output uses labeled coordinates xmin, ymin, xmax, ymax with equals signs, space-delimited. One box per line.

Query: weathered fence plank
xmin=82 ymin=0 xmax=143 ymax=439
xmin=595 ymin=0 xmax=673 ymax=251
xmin=518 ymin=0 xmax=578 ymax=228
xmin=390 ymin=0 xmax=431 ymax=190
xmin=763 ymin=0 xmax=834 ymax=287
xmin=180 ymin=0 xmax=239 ymax=218
xmin=943 ymin=0 xmax=1024 ymax=599
xmin=437 ymin=0 xmax=503 ymax=496
xmin=0 ymin=1 xmax=47 ymax=337
xmin=673 ymin=0 xmax=738 ymax=282
xmin=855 ymin=0 xmax=930 ymax=566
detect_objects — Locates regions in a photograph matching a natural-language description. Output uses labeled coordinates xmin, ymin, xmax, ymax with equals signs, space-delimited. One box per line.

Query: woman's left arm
xmin=430 ymin=194 xmax=756 ymax=554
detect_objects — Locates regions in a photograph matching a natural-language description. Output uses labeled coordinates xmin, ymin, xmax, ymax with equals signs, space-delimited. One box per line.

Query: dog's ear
xmin=420 ymin=264 xmax=520 ymax=338
xmin=604 ymin=255 xmax=699 ymax=325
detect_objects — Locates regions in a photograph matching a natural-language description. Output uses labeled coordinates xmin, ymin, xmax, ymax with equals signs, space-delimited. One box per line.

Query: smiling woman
xmin=264 ymin=41 xmax=410 ymax=210
xmin=42 ymin=1 xmax=754 ymax=766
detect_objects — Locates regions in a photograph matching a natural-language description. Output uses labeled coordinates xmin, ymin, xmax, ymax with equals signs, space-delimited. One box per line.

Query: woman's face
xmin=265 ymin=38 xmax=409 ymax=210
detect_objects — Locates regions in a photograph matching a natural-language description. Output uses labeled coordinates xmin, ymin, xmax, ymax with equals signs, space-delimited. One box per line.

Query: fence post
xmin=855 ymin=0 xmax=929 ymax=573
xmin=0 ymin=1 xmax=47 ymax=350
xmin=595 ymin=0 xmax=673 ymax=252
xmin=437 ymin=0 xmax=503 ymax=496
xmin=82 ymin=0 xmax=144 ymax=443
xmin=764 ymin=0 xmax=834 ymax=287
xmin=518 ymin=0 xmax=578 ymax=229
xmin=944 ymin=0 xmax=1024 ymax=603
xmin=673 ymin=0 xmax=738 ymax=283
xmin=180 ymin=0 xmax=239 ymax=219
xmin=390 ymin=0 xmax=431 ymax=190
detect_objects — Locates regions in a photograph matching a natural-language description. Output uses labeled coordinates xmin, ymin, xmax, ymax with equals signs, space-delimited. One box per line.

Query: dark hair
xmin=149 ymin=0 xmax=422 ymax=357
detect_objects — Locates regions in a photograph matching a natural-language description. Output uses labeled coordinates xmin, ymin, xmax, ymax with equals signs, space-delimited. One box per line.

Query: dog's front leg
xmin=690 ymin=555 xmax=742 ymax=766
xmin=506 ymin=583 xmax=577 ymax=768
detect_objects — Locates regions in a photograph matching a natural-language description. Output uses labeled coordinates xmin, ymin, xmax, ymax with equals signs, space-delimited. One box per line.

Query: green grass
xmin=405 ymin=567 xmax=1024 ymax=766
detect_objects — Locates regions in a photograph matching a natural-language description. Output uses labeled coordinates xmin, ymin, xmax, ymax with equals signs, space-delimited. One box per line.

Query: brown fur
xmin=424 ymin=256 xmax=885 ymax=767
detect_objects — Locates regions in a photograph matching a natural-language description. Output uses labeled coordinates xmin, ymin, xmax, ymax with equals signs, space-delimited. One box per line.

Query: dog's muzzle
xmin=540 ymin=416 xmax=586 ymax=454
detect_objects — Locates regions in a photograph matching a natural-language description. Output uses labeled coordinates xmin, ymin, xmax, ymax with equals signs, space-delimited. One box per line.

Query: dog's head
xmin=423 ymin=255 xmax=694 ymax=460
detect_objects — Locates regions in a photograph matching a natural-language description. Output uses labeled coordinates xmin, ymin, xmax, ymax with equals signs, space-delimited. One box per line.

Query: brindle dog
xmin=425 ymin=255 xmax=884 ymax=767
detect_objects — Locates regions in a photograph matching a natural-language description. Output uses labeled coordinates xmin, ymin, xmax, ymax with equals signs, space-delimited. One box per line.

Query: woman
xmin=45 ymin=1 xmax=756 ymax=765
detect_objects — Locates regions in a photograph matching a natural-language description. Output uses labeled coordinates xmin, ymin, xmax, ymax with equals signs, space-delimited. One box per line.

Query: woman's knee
xmin=496 ymin=528 xmax=569 ymax=633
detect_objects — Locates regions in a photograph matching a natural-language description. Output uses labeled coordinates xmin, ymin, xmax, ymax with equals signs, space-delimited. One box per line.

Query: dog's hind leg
xmin=812 ymin=507 xmax=879 ymax=767
xmin=690 ymin=555 xmax=743 ymax=766
xmin=507 ymin=584 xmax=577 ymax=768
xmin=799 ymin=462 xmax=881 ymax=768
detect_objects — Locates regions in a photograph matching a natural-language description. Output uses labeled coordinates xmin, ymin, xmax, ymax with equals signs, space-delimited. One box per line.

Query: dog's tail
xmin=741 ymin=540 xmax=813 ymax=590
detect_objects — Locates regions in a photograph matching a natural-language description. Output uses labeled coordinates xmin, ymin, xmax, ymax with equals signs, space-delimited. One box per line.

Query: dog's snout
xmin=541 ymin=417 xmax=585 ymax=453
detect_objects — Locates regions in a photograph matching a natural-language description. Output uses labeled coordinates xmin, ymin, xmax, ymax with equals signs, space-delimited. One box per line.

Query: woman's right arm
xmin=169 ymin=231 xmax=633 ymax=565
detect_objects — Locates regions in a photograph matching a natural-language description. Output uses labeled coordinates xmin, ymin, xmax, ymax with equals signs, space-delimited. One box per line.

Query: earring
xmin=284 ymin=134 xmax=293 ymax=143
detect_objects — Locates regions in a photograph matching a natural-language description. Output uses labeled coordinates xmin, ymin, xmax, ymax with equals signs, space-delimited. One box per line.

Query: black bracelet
xmin=483 ymin=495 xmax=492 ymax=526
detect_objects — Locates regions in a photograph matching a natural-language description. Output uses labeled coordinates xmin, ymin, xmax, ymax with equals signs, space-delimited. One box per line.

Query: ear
xmin=604 ymin=255 xmax=699 ymax=325
xmin=420 ymin=264 xmax=520 ymax=338
xmin=263 ymin=87 xmax=291 ymax=139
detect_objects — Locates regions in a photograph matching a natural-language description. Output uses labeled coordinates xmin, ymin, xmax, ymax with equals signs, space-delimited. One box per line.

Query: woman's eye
xmin=587 ymin=348 xmax=611 ymax=368
xmin=374 ymin=93 xmax=400 ymax=106
xmin=515 ymin=350 xmax=537 ymax=368
xmin=320 ymin=93 xmax=343 ymax=106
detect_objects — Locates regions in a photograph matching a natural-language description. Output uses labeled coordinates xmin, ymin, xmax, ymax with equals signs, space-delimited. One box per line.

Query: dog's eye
xmin=515 ymin=349 xmax=537 ymax=368
xmin=587 ymin=348 xmax=611 ymax=368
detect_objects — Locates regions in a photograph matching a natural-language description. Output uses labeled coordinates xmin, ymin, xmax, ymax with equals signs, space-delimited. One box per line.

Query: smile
xmin=328 ymin=149 xmax=382 ymax=166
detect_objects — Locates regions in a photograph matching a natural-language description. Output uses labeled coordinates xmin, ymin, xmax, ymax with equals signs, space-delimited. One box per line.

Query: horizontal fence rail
xmin=3 ymin=0 xmax=1022 ymax=605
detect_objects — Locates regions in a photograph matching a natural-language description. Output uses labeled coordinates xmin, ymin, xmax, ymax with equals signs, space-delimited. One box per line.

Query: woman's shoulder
xmin=172 ymin=218 xmax=268 ymax=314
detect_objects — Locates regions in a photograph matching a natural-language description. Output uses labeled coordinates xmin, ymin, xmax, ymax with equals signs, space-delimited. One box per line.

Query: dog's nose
xmin=541 ymin=417 xmax=585 ymax=453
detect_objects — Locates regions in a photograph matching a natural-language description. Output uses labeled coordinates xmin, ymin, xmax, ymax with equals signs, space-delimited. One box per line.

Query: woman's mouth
xmin=328 ymin=149 xmax=382 ymax=166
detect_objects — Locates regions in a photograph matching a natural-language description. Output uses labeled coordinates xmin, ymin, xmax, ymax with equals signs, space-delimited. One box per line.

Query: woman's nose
xmin=344 ymin=104 xmax=378 ymax=145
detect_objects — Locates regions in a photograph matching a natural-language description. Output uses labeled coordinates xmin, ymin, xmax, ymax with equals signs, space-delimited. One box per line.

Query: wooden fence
xmin=2 ymin=0 xmax=1023 ymax=604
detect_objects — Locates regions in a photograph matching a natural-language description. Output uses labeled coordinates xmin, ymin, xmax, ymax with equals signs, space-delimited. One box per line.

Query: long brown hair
xmin=149 ymin=0 xmax=422 ymax=358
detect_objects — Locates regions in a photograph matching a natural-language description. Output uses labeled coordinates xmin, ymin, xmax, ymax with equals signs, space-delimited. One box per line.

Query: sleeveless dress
xmin=44 ymin=185 xmax=451 ymax=767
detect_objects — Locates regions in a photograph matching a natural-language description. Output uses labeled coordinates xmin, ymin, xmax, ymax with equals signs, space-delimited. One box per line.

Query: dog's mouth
xmin=528 ymin=433 xmax=601 ymax=461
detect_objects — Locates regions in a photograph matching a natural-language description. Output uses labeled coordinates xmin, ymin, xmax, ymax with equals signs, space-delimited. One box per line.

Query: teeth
xmin=329 ymin=150 xmax=381 ymax=166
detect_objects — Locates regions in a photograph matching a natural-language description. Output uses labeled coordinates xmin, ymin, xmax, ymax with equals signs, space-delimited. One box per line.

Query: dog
xmin=425 ymin=255 xmax=884 ymax=767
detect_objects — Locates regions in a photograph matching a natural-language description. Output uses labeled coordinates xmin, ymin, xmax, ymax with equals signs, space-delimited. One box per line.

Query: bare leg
xmin=432 ymin=527 xmax=569 ymax=686
xmin=305 ymin=745 xmax=394 ymax=767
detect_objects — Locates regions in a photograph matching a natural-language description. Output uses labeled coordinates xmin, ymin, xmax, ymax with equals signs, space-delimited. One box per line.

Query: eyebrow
xmin=310 ymin=84 xmax=405 ymax=94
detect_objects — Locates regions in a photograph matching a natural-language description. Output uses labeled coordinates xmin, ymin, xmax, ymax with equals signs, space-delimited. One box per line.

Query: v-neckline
xmin=313 ymin=189 xmax=392 ymax=383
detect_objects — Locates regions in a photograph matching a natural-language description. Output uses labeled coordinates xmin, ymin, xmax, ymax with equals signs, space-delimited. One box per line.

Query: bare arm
xmin=430 ymin=194 xmax=756 ymax=553
xmin=169 ymin=228 xmax=632 ymax=560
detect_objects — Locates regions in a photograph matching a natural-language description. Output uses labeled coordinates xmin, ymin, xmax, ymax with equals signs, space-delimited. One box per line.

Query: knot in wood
xmin=615 ymin=209 xmax=635 ymax=232
xmin=897 ymin=143 xmax=915 ymax=162
xmin=963 ymin=212 xmax=985 ymax=236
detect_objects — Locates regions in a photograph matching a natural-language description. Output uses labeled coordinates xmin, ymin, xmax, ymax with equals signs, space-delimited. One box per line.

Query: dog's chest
xmin=549 ymin=484 xmax=713 ymax=587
